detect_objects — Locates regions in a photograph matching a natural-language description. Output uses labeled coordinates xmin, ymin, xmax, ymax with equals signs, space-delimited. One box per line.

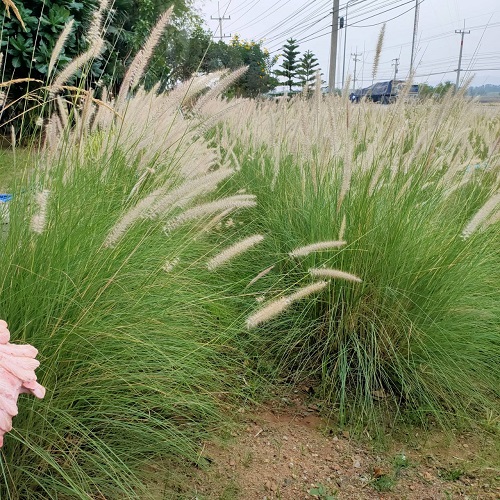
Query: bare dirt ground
xmin=180 ymin=390 xmax=499 ymax=500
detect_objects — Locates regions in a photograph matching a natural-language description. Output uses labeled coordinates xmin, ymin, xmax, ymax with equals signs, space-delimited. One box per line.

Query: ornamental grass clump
xmin=209 ymin=89 xmax=500 ymax=429
xmin=0 ymin=5 xmax=251 ymax=498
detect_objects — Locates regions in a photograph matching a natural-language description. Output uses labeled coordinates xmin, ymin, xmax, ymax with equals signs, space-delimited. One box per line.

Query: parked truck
xmin=350 ymin=80 xmax=419 ymax=104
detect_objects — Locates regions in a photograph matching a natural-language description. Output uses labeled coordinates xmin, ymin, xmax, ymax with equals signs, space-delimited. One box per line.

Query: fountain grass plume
xmin=116 ymin=7 xmax=174 ymax=109
xmin=309 ymin=268 xmax=362 ymax=283
xmin=289 ymin=240 xmax=346 ymax=258
xmin=207 ymin=234 xmax=264 ymax=270
xmin=165 ymin=195 xmax=257 ymax=232
xmin=246 ymin=281 xmax=328 ymax=329
xmin=372 ymin=23 xmax=386 ymax=81
xmin=47 ymin=19 xmax=74 ymax=78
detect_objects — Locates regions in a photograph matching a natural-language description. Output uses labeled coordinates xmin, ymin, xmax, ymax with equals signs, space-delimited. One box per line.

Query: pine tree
xmin=274 ymin=38 xmax=300 ymax=92
xmin=297 ymin=50 xmax=321 ymax=87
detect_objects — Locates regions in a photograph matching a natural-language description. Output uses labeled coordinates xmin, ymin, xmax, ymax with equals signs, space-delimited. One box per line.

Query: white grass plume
xmin=372 ymin=23 xmax=386 ymax=81
xmin=104 ymin=187 xmax=167 ymax=247
xmin=246 ymin=281 xmax=328 ymax=328
xmin=207 ymin=234 xmax=264 ymax=270
xmin=193 ymin=66 xmax=248 ymax=113
xmin=30 ymin=190 xmax=50 ymax=234
xmin=247 ymin=265 xmax=275 ymax=287
xmin=51 ymin=37 xmax=105 ymax=95
xmin=339 ymin=214 xmax=347 ymax=240
xmin=289 ymin=240 xmax=346 ymax=258
xmin=309 ymin=268 xmax=362 ymax=283
xmin=200 ymin=207 xmax=235 ymax=233
xmin=147 ymin=168 xmax=233 ymax=219
xmin=48 ymin=19 xmax=74 ymax=77
xmin=462 ymin=191 xmax=500 ymax=239
xmin=165 ymin=195 xmax=256 ymax=232
xmin=87 ymin=0 xmax=111 ymax=45
xmin=116 ymin=7 xmax=174 ymax=108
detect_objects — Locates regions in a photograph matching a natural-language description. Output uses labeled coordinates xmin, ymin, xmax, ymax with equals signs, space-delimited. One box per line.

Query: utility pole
xmin=352 ymin=51 xmax=361 ymax=91
xmin=328 ymin=0 xmax=340 ymax=93
xmin=409 ymin=0 xmax=420 ymax=76
xmin=392 ymin=57 xmax=400 ymax=82
xmin=211 ymin=2 xmax=231 ymax=41
xmin=342 ymin=0 xmax=358 ymax=91
xmin=455 ymin=21 xmax=470 ymax=91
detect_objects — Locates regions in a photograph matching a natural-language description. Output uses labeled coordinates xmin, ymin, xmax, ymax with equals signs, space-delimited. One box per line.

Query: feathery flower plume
xmin=116 ymin=7 xmax=174 ymax=108
xmin=51 ymin=37 xmax=105 ymax=95
xmin=87 ymin=0 xmax=111 ymax=44
xmin=30 ymin=190 xmax=50 ymax=234
xmin=0 ymin=319 xmax=45 ymax=447
xmin=56 ymin=96 xmax=69 ymax=129
xmin=309 ymin=268 xmax=362 ymax=283
xmin=163 ymin=257 xmax=180 ymax=272
xmin=104 ymin=187 xmax=167 ymax=247
xmin=165 ymin=195 xmax=257 ymax=232
xmin=338 ymin=134 xmax=353 ymax=209
xmin=483 ymin=209 xmax=499 ymax=230
xmin=147 ymin=168 xmax=233 ymax=219
xmin=289 ymin=240 xmax=346 ymax=258
xmin=200 ymin=207 xmax=235 ymax=233
xmin=10 ymin=125 xmax=15 ymax=150
xmin=193 ymin=66 xmax=248 ymax=113
xmin=247 ymin=265 xmax=275 ymax=287
xmin=246 ymin=281 xmax=328 ymax=328
xmin=207 ymin=234 xmax=264 ymax=270
xmin=462 ymin=191 xmax=500 ymax=239
xmin=339 ymin=214 xmax=347 ymax=240
xmin=372 ymin=23 xmax=386 ymax=81
xmin=48 ymin=19 xmax=74 ymax=77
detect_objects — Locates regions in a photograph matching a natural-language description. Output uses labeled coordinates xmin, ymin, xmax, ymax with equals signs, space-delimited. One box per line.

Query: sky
xmin=195 ymin=0 xmax=500 ymax=89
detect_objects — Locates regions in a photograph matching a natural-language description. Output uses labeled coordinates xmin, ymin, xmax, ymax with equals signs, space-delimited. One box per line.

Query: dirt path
xmin=188 ymin=394 xmax=499 ymax=499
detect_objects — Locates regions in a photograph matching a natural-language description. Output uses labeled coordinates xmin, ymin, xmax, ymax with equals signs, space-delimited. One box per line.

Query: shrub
xmin=209 ymin=92 xmax=500 ymax=429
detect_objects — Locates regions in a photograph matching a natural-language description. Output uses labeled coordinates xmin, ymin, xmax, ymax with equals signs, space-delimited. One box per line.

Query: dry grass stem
xmin=2 ymin=0 xmax=25 ymax=29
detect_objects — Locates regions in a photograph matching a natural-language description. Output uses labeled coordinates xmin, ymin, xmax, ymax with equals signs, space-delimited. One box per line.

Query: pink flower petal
xmin=0 ymin=319 xmax=45 ymax=447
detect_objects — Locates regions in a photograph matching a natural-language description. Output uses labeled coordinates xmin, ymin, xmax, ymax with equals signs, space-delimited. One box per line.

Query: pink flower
xmin=0 ymin=320 xmax=45 ymax=447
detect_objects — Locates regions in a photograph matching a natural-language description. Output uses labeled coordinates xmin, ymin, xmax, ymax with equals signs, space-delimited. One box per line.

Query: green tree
xmin=225 ymin=36 xmax=279 ymax=97
xmin=274 ymin=38 xmax=300 ymax=92
xmin=0 ymin=0 xmax=198 ymax=126
xmin=297 ymin=50 xmax=320 ymax=87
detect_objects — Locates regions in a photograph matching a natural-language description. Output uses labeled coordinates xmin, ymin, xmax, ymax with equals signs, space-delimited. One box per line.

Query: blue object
xmin=0 ymin=194 xmax=12 ymax=202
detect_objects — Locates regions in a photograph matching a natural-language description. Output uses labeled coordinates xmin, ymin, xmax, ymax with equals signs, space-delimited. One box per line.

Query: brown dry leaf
xmin=2 ymin=0 xmax=26 ymax=30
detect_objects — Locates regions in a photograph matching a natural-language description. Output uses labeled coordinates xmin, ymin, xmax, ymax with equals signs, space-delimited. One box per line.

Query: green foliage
xmin=297 ymin=50 xmax=321 ymax=87
xmin=274 ymin=38 xmax=301 ymax=92
xmin=418 ymin=81 xmax=455 ymax=100
xmin=167 ymin=31 xmax=279 ymax=97
xmin=308 ymin=483 xmax=337 ymax=499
